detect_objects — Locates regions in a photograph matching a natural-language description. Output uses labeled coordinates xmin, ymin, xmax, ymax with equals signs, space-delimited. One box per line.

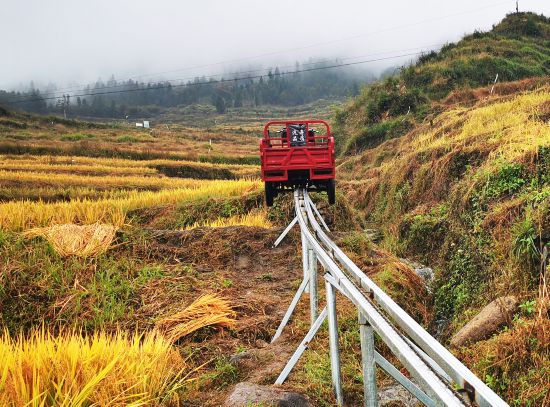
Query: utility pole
xmin=63 ymin=94 xmax=70 ymax=119
xmin=58 ymin=95 xmax=69 ymax=119
xmin=516 ymin=1 xmax=519 ymax=13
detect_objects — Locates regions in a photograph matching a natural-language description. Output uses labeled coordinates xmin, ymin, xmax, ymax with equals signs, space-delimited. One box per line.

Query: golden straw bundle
xmin=24 ymin=223 xmax=117 ymax=258
xmin=156 ymin=294 xmax=236 ymax=343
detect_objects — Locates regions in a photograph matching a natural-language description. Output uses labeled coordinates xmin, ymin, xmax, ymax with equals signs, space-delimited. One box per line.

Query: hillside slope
xmin=335 ymin=12 xmax=550 ymax=405
xmin=335 ymin=12 xmax=550 ymax=156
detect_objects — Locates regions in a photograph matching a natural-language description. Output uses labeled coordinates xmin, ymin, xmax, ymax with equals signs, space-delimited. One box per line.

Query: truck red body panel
xmin=259 ymin=120 xmax=336 ymax=206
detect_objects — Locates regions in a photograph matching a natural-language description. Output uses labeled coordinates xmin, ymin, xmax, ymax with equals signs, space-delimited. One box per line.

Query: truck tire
xmin=265 ymin=182 xmax=275 ymax=207
xmin=327 ymin=179 xmax=336 ymax=205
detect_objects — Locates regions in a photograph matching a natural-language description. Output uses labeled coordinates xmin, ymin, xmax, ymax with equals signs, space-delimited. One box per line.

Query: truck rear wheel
xmin=327 ymin=179 xmax=336 ymax=205
xmin=265 ymin=182 xmax=275 ymax=207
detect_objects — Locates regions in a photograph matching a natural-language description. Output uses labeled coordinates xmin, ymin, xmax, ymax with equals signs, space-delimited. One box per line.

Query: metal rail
xmin=271 ymin=188 xmax=509 ymax=407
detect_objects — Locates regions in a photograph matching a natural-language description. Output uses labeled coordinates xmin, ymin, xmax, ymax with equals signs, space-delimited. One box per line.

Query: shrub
xmin=364 ymin=79 xmax=428 ymax=124
xmin=484 ymin=162 xmax=526 ymax=198
xmin=343 ymin=118 xmax=413 ymax=154
xmin=400 ymin=205 xmax=449 ymax=262
xmin=0 ymin=119 xmax=27 ymax=129
xmin=60 ymin=133 xmax=94 ymax=142
xmin=434 ymin=241 xmax=488 ymax=321
xmin=511 ymin=216 xmax=539 ymax=265
xmin=116 ymin=135 xmax=140 ymax=143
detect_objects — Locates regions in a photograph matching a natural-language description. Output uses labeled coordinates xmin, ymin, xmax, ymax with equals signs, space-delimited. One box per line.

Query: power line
xmin=119 ymin=0 xmax=511 ymax=80
xmin=8 ymin=51 xmax=425 ymax=104
xmin=6 ymin=0 xmax=510 ymax=99
xmin=5 ymin=43 xmax=446 ymax=103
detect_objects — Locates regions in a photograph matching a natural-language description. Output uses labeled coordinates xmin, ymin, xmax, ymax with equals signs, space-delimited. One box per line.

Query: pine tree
xmin=214 ymin=94 xmax=226 ymax=113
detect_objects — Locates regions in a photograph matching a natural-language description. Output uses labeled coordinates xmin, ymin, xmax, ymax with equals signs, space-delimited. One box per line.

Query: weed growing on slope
xmin=60 ymin=133 xmax=95 ymax=142
xmin=433 ymin=240 xmax=488 ymax=321
xmin=511 ymin=215 xmax=539 ymax=264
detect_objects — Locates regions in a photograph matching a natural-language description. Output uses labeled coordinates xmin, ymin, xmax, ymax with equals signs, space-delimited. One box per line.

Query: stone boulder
xmin=378 ymin=383 xmax=419 ymax=406
xmin=450 ymin=296 xmax=519 ymax=347
xmin=225 ymin=382 xmax=313 ymax=407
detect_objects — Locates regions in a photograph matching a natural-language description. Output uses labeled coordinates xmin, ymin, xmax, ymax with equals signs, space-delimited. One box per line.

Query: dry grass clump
xmin=24 ymin=223 xmax=117 ymax=257
xmin=0 ymin=329 xmax=187 ymax=406
xmin=184 ymin=212 xmax=273 ymax=230
xmin=156 ymin=294 xmax=236 ymax=343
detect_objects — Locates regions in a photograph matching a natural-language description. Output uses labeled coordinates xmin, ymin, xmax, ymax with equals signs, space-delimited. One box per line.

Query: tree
xmin=214 ymin=94 xmax=226 ymax=114
xmin=233 ymin=90 xmax=243 ymax=108
xmin=109 ymin=100 xmax=116 ymax=117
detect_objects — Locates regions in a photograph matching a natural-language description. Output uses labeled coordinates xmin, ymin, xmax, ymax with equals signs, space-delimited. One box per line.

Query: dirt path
xmin=135 ymin=226 xmax=308 ymax=405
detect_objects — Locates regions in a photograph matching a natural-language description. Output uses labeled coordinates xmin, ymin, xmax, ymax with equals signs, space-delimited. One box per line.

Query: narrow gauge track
xmin=271 ymin=188 xmax=509 ymax=407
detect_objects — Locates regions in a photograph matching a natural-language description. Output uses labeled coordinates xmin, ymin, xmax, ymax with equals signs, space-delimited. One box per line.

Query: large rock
xmin=225 ymin=382 xmax=313 ymax=407
xmin=378 ymin=383 xmax=419 ymax=406
xmin=451 ymin=296 xmax=519 ymax=347
xmin=400 ymin=258 xmax=434 ymax=285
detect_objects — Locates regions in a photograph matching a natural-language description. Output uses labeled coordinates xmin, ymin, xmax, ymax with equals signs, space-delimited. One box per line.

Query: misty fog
xmin=2 ymin=0 xmax=549 ymax=91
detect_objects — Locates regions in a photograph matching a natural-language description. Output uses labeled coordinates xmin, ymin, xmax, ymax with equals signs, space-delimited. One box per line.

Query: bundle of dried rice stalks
xmin=24 ymin=223 xmax=117 ymax=258
xmin=156 ymin=294 xmax=236 ymax=343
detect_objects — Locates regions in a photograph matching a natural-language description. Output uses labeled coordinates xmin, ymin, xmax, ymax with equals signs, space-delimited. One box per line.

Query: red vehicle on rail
xmin=260 ymin=120 xmax=335 ymax=206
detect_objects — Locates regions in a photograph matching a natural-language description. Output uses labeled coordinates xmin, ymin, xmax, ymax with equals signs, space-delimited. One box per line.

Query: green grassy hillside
xmin=334 ymin=11 xmax=550 ymax=405
xmin=335 ymin=12 xmax=550 ymax=156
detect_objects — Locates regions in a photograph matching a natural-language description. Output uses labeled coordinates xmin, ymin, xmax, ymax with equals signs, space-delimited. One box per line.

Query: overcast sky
xmin=2 ymin=0 xmax=549 ymax=90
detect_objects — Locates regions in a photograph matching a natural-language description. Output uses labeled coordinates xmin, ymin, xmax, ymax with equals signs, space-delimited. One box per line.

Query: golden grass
xmin=0 ymin=155 xmax=259 ymax=183
xmin=460 ymin=286 xmax=550 ymax=406
xmin=342 ymin=88 xmax=550 ymax=204
xmin=24 ymin=223 xmax=118 ymax=257
xmin=184 ymin=212 xmax=273 ymax=230
xmin=0 ymin=170 xmax=225 ymax=191
xmin=0 ymin=161 xmax=158 ymax=176
xmin=0 ymin=179 xmax=262 ymax=231
xmin=0 ymin=329 xmax=186 ymax=406
xmin=1 ymin=185 xmax=139 ymax=201
xmin=374 ymin=92 xmax=550 ymax=183
xmin=0 ymin=124 xmax=258 ymax=159
xmin=411 ymin=90 xmax=549 ymax=162
xmin=1 ymin=154 xmax=258 ymax=172
xmin=155 ymin=294 xmax=236 ymax=343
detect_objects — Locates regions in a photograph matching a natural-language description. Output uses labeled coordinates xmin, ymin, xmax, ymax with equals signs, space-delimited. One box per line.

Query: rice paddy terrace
xmin=0 ymin=103 xmax=437 ymax=406
xmin=0 ymin=13 xmax=549 ymax=405
xmin=2 ymin=84 xmax=548 ymax=405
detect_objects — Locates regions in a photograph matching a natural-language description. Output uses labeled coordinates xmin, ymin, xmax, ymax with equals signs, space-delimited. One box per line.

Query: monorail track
xmin=270 ymin=188 xmax=509 ymax=407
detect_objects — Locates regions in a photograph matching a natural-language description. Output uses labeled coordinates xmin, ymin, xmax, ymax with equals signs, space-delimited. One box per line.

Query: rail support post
xmin=359 ymin=311 xmax=378 ymax=407
xmin=299 ymin=191 xmax=310 ymax=293
xmin=326 ymin=280 xmax=343 ymax=405
xmin=301 ymin=231 xmax=309 ymax=293
xmin=308 ymin=248 xmax=318 ymax=324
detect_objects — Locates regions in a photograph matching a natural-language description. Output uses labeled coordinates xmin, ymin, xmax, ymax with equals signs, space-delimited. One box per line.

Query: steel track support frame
xmin=326 ymin=279 xmax=344 ymax=405
xmin=272 ymin=216 xmax=298 ymax=248
xmin=299 ymin=192 xmax=310 ymax=293
xmin=359 ymin=311 xmax=378 ymax=407
xmin=374 ymin=352 xmax=434 ymax=407
xmin=308 ymin=248 xmax=318 ymax=324
xmin=271 ymin=276 xmax=310 ymax=343
xmin=275 ymin=307 xmax=328 ymax=385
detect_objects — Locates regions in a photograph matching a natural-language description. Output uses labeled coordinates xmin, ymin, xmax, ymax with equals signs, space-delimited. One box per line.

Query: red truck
xmin=259 ymin=120 xmax=335 ymax=206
